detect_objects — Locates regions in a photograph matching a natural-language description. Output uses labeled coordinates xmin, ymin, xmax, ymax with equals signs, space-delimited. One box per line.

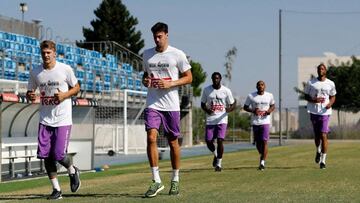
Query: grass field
xmin=0 ymin=141 xmax=359 ymax=202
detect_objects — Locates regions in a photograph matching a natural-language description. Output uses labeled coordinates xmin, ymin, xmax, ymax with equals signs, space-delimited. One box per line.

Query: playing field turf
xmin=0 ymin=141 xmax=359 ymax=202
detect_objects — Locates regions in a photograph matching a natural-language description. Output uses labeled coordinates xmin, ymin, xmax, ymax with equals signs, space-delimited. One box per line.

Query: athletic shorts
xmin=37 ymin=123 xmax=72 ymax=161
xmin=144 ymin=108 xmax=180 ymax=137
xmin=205 ymin=124 xmax=227 ymax=141
xmin=253 ymin=124 xmax=270 ymax=142
xmin=310 ymin=114 xmax=330 ymax=134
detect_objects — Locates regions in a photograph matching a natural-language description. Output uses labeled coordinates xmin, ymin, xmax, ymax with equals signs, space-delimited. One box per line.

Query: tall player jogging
xmin=243 ymin=80 xmax=275 ymax=171
xmin=26 ymin=40 xmax=81 ymax=200
xmin=304 ymin=64 xmax=336 ymax=169
xmin=201 ymin=72 xmax=236 ymax=172
xmin=142 ymin=22 xmax=192 ymax=198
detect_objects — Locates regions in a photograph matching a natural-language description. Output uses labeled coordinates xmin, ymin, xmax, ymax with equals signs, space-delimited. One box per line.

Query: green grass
xmin=0 ymin=142 xmax=359 ymax=202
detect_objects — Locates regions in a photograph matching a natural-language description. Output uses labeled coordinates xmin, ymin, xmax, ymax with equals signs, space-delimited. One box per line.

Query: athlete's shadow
xmin=0 ymin=193 xmax=145 ymax=201
xmin=180 ymin=165 xmax=307 ymax=172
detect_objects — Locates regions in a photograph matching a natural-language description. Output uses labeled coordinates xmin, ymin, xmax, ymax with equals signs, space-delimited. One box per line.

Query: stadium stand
xmin=0 ymin=31 xmax=143 ymax=95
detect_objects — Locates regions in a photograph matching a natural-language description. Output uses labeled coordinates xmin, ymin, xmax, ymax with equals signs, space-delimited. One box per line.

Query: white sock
xmin=171 ymin=169 xmax=179 ymax=182
xmin=50 ymin=178 xmax=61 ymax=191
xmin=67 ymin=165 xmax=76 ymax=175
xmin=320 ymin=153 xmax=327 ymax=164
xmin=151 ymin=167 xmax=161 ymax=183
xmin=213 ymin=151 xmax=217 ymax=158
xmin=217 ymin=158 xmax=222 ymax=167
xmin=260 ymin=160 xmax=265 ymax=166
xmin=317 ymin=146 xmax=322 ymax=153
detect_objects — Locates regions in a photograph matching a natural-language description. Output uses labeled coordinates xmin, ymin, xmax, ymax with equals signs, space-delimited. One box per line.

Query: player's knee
xmin=147 ymin=136 xmax=157 ymax=145
xmin=44 ymin=158 xmax=57 ymax=177
xmin=58 ymin=156 xmax=72 ymax=168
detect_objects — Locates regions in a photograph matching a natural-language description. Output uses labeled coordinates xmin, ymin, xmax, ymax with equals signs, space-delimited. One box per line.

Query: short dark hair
xmin=151 ymin=22 xmax=168 ymax=34
xmin=40 ymin=40 xmax=56 ymax=52
xmin=317 ymin=63 xmax=327 ymax=70
xmin=211 ymin=72 xmax=222 ymax=79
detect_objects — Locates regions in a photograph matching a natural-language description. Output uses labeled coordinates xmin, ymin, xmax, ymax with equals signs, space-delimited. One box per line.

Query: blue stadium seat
xmin=56 ymin=44 xmax=65 ymax=55
xmin=127 ymin=76 xmax=134 ymax=90
xmin=86 ymin=72 xmax=94 ymax=80
xmin=75 ymin=70 xmax=85 ymax=80
xmin=104 ymin=81 xmax=110 ymax=90
xmin=5 ymin=58 xmax=16 ymax=70
xmin=95 ymin=80 xmax=102 ymax=92
xmin=120 ymin=75 xmax=126 ymax=89
xmin=4 ymin=69 xmax=16 ymax=80
xmin=135 ymin=78 xmax=142 ymax=91
xmin=18 ymin=71 xmax=29 ymax=81
xmin=104 ymin=73 xmax=111 ymax=82
xmin=86 ymin=80 xmax=94 ymax=91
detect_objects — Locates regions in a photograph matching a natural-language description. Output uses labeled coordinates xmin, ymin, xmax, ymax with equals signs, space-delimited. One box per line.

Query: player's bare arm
xmin=226 ymin=99 xmax=237 ymax=113
xmin=201 ymin=102 xmax=214 ymax=115
xmin=142 ymin=72 xmax=151 ymax=87
xmin=266 ymin=104 xmax=275 ymax=115
xmin=26 ymin=89 xmax=36 ymax=102
xmin=54 ymin=83 xmax=80 ymax=102
xmin=158 ymin=70 xmax=192 ymax=89
xmin=326 ymin=95 xmax=336 ymax=109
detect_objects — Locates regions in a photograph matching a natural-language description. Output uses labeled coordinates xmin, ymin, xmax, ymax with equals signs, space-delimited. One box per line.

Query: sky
xmin=2 ymin=0 xmax=360 ymax=108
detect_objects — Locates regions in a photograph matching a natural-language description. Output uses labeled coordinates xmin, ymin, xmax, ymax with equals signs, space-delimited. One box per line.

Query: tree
xmin=80 ymin=0 xmax=144 ymax=54
xmin=190 ymin=60 xmax=207 ymax=97
xmin=224 ymin=46 xmax=237 ymax=84
xmin=327 ymin=56 xmax=360 ymax=113
xmin=294 ymin=56 xmax=360 ymax=113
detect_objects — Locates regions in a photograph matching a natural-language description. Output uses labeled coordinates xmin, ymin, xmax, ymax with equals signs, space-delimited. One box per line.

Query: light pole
xmin=19 ymin=3 xmax=28 ymax=34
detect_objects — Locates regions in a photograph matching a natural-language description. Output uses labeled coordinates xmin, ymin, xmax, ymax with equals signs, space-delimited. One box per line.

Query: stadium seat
xmin=135 ymin=78 xmax=142 ymax=91
xmin=127 ymin=76 xmax=134 ymax=90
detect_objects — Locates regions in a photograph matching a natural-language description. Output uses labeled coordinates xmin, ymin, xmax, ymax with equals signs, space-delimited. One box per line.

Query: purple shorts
xmin=37 ymin=123 xmax=72 ymax=161
xmin=310 ymin=114 xmax=330 ymax=134
xmin=144 ymin=108 xmax=180 ymax=137
xmin=205 ymin=124 xmax=227 ymax=141
xmin=253 ymin=124 xmax=270 ymax=142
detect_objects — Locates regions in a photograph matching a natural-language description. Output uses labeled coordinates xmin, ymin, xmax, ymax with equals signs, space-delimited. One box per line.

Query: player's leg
xmin=53 ymin=125 xmax=81 ymax=192
xmin=144 ymin=108 xmax=163 ymax=197
xmin=253 ymin=125 xmax=262 ymax=154
xmin=319 ymin=115 xmax=330 ymax=169
xmin=310 ymin=114 xmax=322 ymax=164
xmin=38 ymin=124 xmax=62 ymax=200
xmin=205 ymin=125 xmax=217 ymax=167
xmin=259 ymin=125 xmax=270 ymax=170
xmin=214 ymin=123 xmax=227 ymax=171
xmin=164 ymin=111 xmax=181 ymax=195
xmin=44 ymin=158 xmax=62 ymax=200
xmin=147 ymin=129 xmax=159 ymax=167
xmin=215 ymin=138 xmax=224 ymax=172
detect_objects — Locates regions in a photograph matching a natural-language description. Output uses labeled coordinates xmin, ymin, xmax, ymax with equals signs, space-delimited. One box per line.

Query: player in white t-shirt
xmin=243 ymin=81 xmax=275 ymax=170
xmin=26 ymin=40 xmax=80 ymax=200
xmin=304 ymin=64 xmax=336 ymax=169
xmin=142 ymin=22 xmax=192 ymax=197
xmin=201 ymin=72 xmax=236 ymax=172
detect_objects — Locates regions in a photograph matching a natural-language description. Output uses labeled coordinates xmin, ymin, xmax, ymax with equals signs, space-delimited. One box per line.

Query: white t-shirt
xmin=304 ymin=78 xmax=336 ymax=115
xmin=201 ymin=85 xmax=235 ymax=125
xmin=28 ymin=61 xmax=78 ymax=127
xmin=244 ymin=91 xmax=275 ymax=125
xmin=143 ymin=45 xmax=191 ymax=111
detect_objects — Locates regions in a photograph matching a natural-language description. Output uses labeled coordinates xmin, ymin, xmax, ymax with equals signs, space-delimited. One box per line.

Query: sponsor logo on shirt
xmin=40 ymin=91 xmax=60 ymax=105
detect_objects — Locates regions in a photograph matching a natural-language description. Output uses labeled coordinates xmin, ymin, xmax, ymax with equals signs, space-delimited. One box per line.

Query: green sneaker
xmin=169 ymin=181 xmax=179 ymax=195
xmin=144 ymin=181 xmax=164 ymax=198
